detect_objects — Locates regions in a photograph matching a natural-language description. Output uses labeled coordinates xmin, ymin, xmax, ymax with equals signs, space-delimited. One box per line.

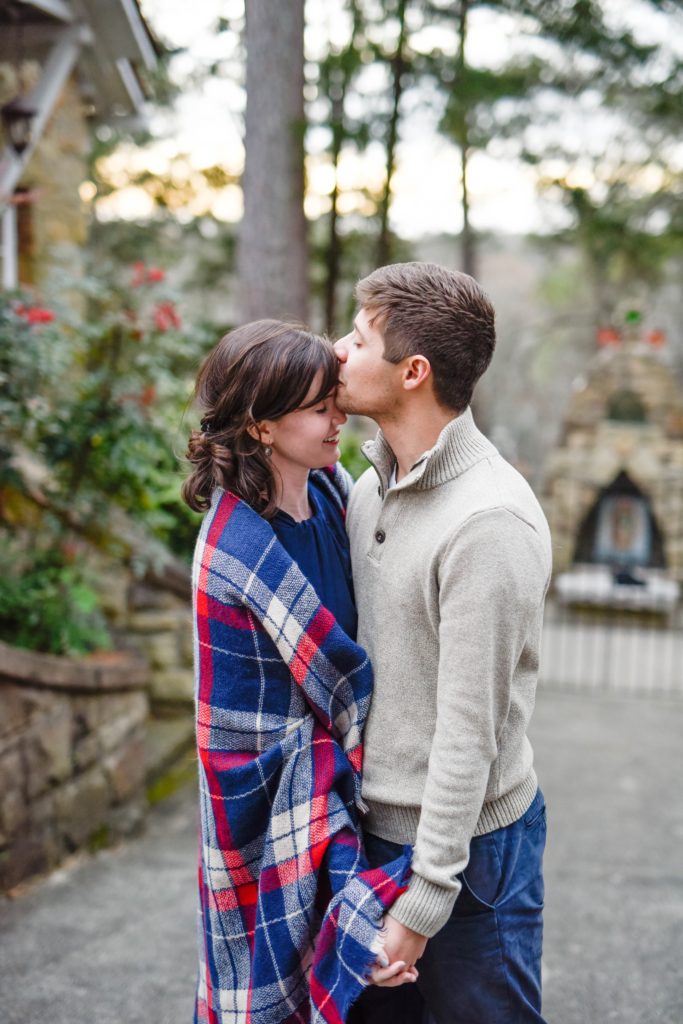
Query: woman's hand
xmin=370 ymin=959 xmax=419 ymax=987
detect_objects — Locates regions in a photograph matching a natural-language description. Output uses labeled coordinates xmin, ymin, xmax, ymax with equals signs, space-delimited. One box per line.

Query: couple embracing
xmin=183 ymin=262 xmax=552 ymax=1024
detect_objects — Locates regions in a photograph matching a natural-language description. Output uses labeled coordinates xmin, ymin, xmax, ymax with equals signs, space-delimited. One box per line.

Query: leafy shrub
xmin=1 ymin=266 xmax=209 ymax=555
xmin=0 ymin=532 xmax=111 ymax=655
xmin=0 ymin=265 xmax=213 ymax=653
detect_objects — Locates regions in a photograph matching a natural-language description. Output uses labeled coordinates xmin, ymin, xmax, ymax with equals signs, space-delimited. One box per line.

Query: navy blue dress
xmin=271 ymin=476 xmax=357 ymax=641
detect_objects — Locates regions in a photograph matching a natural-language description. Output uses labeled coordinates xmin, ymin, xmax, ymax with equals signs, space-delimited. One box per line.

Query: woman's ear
xmin=247 ymin=420 xmax=273 ymax=444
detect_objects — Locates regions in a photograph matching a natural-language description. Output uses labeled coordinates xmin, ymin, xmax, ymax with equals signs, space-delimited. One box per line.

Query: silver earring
xmin=264 ymin=445 xmax=273 ymax=457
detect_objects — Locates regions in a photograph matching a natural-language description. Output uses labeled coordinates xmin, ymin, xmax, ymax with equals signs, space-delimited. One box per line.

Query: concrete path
xmin=532 ymin=689 xmax=683 ymax=1023
xmin=0 ymin=785 xmax=198 ymax=1024
xmin=1 ymin=687 xmax=682 ymax=1023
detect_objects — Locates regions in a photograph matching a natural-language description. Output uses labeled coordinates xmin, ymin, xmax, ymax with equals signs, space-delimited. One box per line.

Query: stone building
xmin=0 ymin=0 xmax=158 ymax=289
xmin=543 ymin=323 xmax=683 ymax=611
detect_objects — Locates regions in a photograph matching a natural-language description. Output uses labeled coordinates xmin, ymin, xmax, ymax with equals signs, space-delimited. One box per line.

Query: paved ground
xmin=1 ymin=687 xmax=682 ymax=1023
xmin=532 ymin=689 xmax=683 ymax=1023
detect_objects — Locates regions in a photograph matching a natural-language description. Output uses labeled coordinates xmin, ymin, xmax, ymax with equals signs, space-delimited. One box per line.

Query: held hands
xmin=370 ymin=914 xmax=428 ymax=987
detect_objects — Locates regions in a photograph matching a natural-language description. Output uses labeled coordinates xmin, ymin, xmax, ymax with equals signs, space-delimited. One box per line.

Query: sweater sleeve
xmin=388 ymin=508 xmax=550 ymax=937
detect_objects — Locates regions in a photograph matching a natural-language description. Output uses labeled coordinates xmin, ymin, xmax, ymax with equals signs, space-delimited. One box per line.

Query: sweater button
xmin=375 ymin=529 xmax=386 ymax=544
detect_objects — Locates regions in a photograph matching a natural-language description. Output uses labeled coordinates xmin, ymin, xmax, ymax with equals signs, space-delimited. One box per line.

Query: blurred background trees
xmin=2 ymin=0 xmax=682 ymax=652
xmin=88 ymin=0 xmax=682 ymax=342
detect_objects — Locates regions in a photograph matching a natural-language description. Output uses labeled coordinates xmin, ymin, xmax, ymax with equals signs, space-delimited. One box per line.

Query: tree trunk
xmin=376 ymin=0 xmax=408 ymax=268
xmin=460 ymin=137 xmax=476 ymax=278
xmin=325 ymin=95 xmax=344 ymax=335
xmin=457 ymin=0 xmax=476 ymax=278
xmin=324 ymin=0 xmax=363 ymax=335
xmin=237 ymin=0 xmax=308 ymax=322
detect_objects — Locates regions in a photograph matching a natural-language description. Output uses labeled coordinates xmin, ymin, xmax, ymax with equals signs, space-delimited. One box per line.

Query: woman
xmin=182 ymin=320 xmax=414 ymax=1024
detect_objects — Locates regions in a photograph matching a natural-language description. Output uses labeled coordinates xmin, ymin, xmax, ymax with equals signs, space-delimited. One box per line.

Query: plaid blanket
xmin=192 ymin=466 xmax=411 ymax=1024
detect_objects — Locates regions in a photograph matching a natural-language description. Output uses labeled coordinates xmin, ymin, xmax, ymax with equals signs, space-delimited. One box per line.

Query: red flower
xmin=15 ymin=303 xmax=55 ymax=324
xmin=139 ymin=385 xmax=157 ymax=407
xmin=130 ymin=261 xmax=166 ymax=287
xmin=647 ymin=329 xmax=666 ymax=348
xmin=153 ymin=301 xmax=181 ymax=332
xmin=596 ymin=327 xmax=621 ymax=347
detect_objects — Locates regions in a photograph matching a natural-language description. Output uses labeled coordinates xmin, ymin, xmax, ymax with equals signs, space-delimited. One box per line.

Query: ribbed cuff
xmin=474 ymin=770 xmax=537 ymax=836
xmin=388 ymin=873 xmax=460 ymax=938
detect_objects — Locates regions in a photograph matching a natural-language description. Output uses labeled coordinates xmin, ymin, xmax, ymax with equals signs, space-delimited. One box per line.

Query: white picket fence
xmin=540 ymin=598 xmax=683 ymax=696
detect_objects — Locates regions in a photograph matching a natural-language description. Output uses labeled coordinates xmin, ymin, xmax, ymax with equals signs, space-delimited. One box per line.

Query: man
xmin=334 ymin=262 xmax=552 ymax=1023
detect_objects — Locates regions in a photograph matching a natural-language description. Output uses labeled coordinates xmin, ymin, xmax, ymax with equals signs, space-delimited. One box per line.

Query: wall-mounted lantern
xmin=1 ymin=97 xmax=37 ymax=156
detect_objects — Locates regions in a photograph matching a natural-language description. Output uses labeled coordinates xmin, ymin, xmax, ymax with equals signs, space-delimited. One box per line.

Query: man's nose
xmin=334 ymin=335 xmax=349 ymax=362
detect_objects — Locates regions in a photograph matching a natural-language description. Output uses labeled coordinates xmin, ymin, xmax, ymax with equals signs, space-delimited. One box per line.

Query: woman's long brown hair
xmin=182 ymin=320 xmax=338 ymax=519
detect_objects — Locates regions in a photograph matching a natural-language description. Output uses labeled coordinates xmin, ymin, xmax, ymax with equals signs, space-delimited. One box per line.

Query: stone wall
xmin=0 ymin=642 xmax=149 ymax=892
xmin=27 ymin=75 xmax=90 ymax=289
xmin=119 ymin=581 xmax=194 ymax=706
xmin=95 ymin=556 xmax=195 ymax=706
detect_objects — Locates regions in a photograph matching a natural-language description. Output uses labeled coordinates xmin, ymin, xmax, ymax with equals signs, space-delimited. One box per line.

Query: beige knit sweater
xmin=347 ymin=408 xmax=552 ymax=937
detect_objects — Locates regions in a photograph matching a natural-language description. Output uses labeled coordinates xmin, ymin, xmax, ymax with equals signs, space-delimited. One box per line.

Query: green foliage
xmin=423 ymin=0 xmax=683 ymax=287
xmin=0 ymin=533 xmax=111 ymax=656
xmin=340 ymin=429 xmax=370 ymax=480
xmin=541 ymin=181 xmax=683 ymax=321
xmin=1 ymin=267 xmax=209 ymax=557
xmin=0 ymin=264 xmax=213 ymax=654
xmin=0 ymin=299 xmax=66 ymax=477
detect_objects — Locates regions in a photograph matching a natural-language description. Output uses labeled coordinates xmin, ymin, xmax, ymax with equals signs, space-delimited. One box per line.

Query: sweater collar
xmin=361 ymin=406 xmax=498 ymax=494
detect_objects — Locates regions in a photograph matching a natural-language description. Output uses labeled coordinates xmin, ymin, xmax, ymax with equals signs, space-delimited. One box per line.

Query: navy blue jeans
xmin=349 ymin=789 xmax=547 ymax=1024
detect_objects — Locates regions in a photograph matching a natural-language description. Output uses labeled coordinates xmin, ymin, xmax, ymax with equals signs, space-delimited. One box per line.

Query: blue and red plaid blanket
xmin=192 ymin=466 xmax=411 ymax=1024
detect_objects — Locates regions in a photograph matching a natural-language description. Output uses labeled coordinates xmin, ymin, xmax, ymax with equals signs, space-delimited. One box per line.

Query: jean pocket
xmin=523 ymin=795 xmax=546 ymax=830
xmin=459 ymin=834 xmax=502 ymax=912
xmin=460 ymin=872 xmax=497 ymax=912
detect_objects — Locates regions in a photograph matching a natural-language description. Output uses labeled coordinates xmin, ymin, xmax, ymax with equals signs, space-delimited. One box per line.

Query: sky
xmin=94 ymin=0 xmax=682 ymax=238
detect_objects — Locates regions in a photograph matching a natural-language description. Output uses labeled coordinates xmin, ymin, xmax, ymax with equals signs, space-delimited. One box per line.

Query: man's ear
xmin=402 ymin=355 xmax=432 ymax=392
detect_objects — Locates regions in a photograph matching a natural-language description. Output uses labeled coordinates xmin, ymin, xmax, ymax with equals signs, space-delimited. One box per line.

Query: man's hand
xmin=369 ymin=915 xmax=426 ymax=987
xmin=375 ymin=914 xmax=428 ymax=976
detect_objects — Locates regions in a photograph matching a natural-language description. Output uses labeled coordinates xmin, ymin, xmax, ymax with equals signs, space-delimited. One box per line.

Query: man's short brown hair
xmin=355 ymin=262 xmax=496 ymax=411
